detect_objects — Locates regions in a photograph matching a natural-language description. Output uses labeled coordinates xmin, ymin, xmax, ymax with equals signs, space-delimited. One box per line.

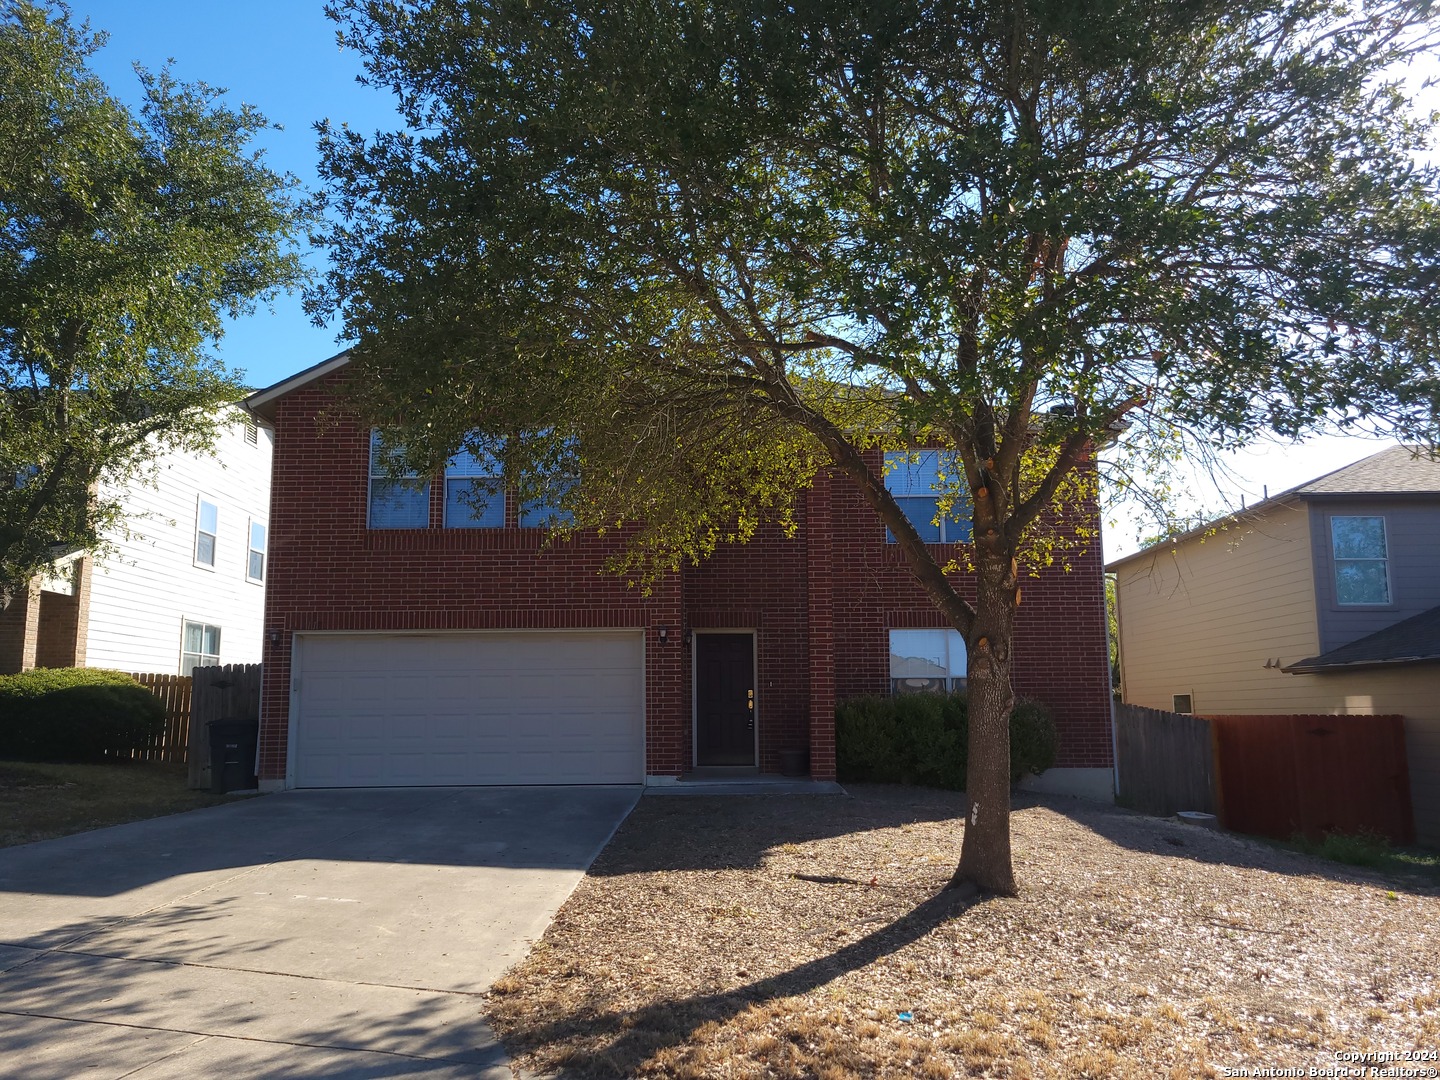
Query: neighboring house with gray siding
xmin=0 ymin=410 xmax=272 ymax=677
xmin=1109 ymin=446 xmax=1440 ymax=847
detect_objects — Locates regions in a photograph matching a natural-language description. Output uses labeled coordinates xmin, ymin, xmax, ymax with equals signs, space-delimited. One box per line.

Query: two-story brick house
xmin=1109 ymin=446 xmax=1440 ymax=845
xmin=243 ymin=352 xmax=1114 ymax=793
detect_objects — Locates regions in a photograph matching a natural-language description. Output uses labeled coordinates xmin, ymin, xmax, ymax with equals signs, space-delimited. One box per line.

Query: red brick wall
xmin=826 ymin=461 xmax=1114 ymax=769
xmin=259 ymin=374 xmax=1112 ymax=782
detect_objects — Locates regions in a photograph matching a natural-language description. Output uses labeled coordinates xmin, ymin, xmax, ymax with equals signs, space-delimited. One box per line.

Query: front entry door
xmin=695 ymin=633 xmax=756 ymax=766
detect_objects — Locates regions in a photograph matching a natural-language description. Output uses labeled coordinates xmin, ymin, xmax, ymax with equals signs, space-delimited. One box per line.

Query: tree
xmin=0 ymin=1 xmax=307 ymax=599
xmin=313 ymin=0 xmax=1440 ymax=894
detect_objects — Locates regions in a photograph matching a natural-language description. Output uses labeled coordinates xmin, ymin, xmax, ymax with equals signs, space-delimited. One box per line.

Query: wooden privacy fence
xmin=1117 ymin=706 xmax=1416 ymax=844
xmin=186 ymin=664 xmax=262 ymax=789
xmin=1115 ymin=703 xmax=1216 ymax=816
xmin=129 ymin=673 xmax=192 ymax=764
xmin=1210 ymin=714 xmax=1414 ymax=845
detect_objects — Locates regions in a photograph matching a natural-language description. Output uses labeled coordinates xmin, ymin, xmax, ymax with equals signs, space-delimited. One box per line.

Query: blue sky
xmin=70 ymin=0 xmax=396 ymax=389
xmin=65 ymin=3 xmax=1437 ymax=558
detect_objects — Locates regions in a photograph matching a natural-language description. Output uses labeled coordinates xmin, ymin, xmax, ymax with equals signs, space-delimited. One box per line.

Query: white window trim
xmin=194 ymin=495 xmax=219 ymax=571
xmin=246 ymin=517 xmax=267 ymax=585
xmin=180 ymin=618 xmax=222 ymax=674
xmin=1330 ymin=514 xmax=1392 ymax=607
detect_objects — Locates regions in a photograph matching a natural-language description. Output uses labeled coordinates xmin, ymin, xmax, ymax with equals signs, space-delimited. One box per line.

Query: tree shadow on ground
xmin=1022 ymin=791 xmax=1440 ymax=898
xmin=0 ymin=903 xmax=511 ymax=1080
xmin=498 ymin=884 xmax=984 ymax=1079
xmin=590 ymin=784 xmax=967 ymax=876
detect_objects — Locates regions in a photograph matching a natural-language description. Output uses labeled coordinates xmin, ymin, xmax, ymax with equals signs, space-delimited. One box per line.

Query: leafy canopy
xmin=0 ymin=1 xmax=308 ymax=597
xmin=315 ymin=0 xmax=1440 ymax=601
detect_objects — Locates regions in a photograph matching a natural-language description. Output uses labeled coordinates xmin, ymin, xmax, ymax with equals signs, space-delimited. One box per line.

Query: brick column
xmin=644 ymin=569 xmax=687 ymax=779
xmin=0 ymin=585 xmax=41 ymax=674
xmin=806 ymin=473 xmax=837 ymax=780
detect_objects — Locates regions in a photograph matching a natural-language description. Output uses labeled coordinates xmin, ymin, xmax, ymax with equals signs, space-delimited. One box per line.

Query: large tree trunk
xmin=950 ymin=547 xmax=1018 ymax=895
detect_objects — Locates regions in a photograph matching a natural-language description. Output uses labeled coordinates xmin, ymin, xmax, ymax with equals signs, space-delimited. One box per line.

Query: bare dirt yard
xmin=486 ymin=785 xmax=1440 ymax=1079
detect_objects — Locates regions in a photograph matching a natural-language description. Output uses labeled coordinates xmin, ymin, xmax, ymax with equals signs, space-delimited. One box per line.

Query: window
xmin=247 ymin=520 xmax=267 ymax=584
xmin=518 ymin=488 xmax=575 ymax=528
xmin=369 ymin=430 xmax=431 ymax=528
xmin=889 ymin=629 xmax=967 ymax=694
xmin=194 ymin=498 xmax=218 ymax=567
xmin=884 ymin=451 xmax=972 ymax=543
xmin=181 ymin=620 xmax=221 ymax=673
xmin=445 ymin=448 xmax=505 ymax=528
xmin=1173 ymin=694 xmax=1193 ymax=714
xmin=1331 ymin=516 xmax=1390 ymax=605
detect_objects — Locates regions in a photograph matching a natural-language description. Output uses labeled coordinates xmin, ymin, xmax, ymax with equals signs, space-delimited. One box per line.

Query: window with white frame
xmin=1331 ymin=515 xmax=1390 ymax=605
xmin=181 ymin=620 xmax=221 ymax=673
xmin=246 ymin=520 xmax=267 ymax=583
xmin=889 ymin=629 xmax=968 ymax=694
xmin=368 ymin=430 xmax=431 ymax=528
xmin=194 ymin=498 xmax=218 ymax=567
xmin=445 ymin=447 xmax=505 ymax=527
xmin=883 ymin=451 xmax=972 ymax=544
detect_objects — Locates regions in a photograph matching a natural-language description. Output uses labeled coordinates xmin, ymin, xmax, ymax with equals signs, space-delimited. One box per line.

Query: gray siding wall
xmin=1309 ymin=497 xmax=1440 ymax=652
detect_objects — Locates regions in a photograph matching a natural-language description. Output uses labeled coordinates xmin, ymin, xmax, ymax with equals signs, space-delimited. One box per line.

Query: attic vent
xmin=244 ymin=417 xmax=258 ymax=446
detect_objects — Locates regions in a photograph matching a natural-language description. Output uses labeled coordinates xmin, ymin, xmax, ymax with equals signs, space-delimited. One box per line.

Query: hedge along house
xmin=243 ymin=352 xmax=1114 ymax=794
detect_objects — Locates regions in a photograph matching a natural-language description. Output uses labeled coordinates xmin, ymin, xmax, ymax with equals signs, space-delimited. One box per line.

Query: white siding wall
xmin=85 ymin=414 xmax=272 ymax=674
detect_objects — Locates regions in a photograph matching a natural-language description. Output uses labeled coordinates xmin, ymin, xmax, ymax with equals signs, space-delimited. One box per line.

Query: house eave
xmin=1281 ymin=655 xmax=1440 ymax=675
xmin=242 ymin=350 xmax=352 ymax=425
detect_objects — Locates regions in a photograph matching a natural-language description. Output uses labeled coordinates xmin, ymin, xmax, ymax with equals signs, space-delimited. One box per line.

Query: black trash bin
xmin=208 ymin=717 xmax=259 ymax=793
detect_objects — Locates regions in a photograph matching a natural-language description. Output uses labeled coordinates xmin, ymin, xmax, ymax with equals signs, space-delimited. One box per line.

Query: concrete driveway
xmin=0 ymin=786 xmax=640 ymax=1079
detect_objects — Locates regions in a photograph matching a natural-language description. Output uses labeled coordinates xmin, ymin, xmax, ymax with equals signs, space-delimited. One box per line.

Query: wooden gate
xmin=129 ymin=673 xmax=192 ymax=764
xmin=1115 ymin=703 xmax=1216 ymax=816
xmin=186 ymin=664 xmax=262 ymax=789
xmin=1210 ymin=714 xmax=1414 ymax=844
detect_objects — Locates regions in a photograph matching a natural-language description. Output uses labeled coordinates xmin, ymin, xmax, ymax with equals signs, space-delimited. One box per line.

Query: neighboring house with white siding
xmin=1108 ymin=446 xmax=1440 ymax=847
xmin=0 ymin=409 xmax=272 ymax=676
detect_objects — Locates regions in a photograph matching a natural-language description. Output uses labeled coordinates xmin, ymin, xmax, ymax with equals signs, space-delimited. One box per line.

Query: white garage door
xmin=291 ymin=631 xmax=644 ymax=787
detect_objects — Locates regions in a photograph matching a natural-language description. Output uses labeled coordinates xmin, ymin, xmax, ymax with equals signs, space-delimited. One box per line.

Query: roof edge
xmin=242 ymin=350 xmax=352 ymax=424
xmin=1281 ymin=654 xmax=1440 ymax=675
xmin=1104 ymin=494 xmax=1305 ymax=572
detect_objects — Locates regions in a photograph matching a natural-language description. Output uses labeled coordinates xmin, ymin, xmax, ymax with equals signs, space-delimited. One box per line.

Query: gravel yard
xmin=486 ymin=785 xmax=1440 ymax=1079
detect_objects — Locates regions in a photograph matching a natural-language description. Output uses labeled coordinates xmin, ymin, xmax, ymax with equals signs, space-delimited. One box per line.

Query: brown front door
xmin=695 ymin=633 xmax=755 ymax=766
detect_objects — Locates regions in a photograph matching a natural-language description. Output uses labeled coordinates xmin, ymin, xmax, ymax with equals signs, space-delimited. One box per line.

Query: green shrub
xmin=0 ymin=668 xmax=164 ymax=762
xmin=835 ymin=690 xmax=1057 ymax=791
xmin=1008 ymin=698 xmax=1059 ymax=782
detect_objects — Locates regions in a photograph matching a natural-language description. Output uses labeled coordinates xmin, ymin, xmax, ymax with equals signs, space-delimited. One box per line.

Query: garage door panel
xmin=293 ymin=632 xmax=644 ymax=787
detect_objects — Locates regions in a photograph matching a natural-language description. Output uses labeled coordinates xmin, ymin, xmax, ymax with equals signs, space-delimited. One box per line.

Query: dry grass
xmin=485 ymin=785 xmax=1440 ymax=1078
xmin=0 ymin=759 xmax=236 ymax=847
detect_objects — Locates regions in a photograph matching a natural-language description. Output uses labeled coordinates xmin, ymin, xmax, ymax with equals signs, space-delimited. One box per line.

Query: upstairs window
xmin=518 ymin=486 xmax=575 ymax=528
xmin=883 ymin=451 xmax=972 ymax=544
xmin=445 ymin=448 xmax=505 ymax=528
xmin=369 ymin=430 xmax=431 ymax=529
xmin=181 ymin=620 xmax=221 ymax=673
xmin=247 ymin=520 xmax=267 ymax=584
xmin=889 ymin=629 xmax=968 ymax=694
xmin=194 ymin=498 xmax=218 ymax=567
xmin=1331 ymin=516 xmax=1390 ymax=605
